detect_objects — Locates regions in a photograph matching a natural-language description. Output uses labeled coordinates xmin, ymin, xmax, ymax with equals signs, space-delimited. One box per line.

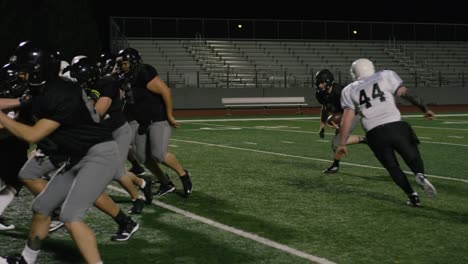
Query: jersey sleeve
xmin=340 ymin=85 xmax=355 ymax=110
xmin=140 ymin=64 xmax=159 ymax=85
xmin=382 ymin=70 xmax=403 ymax=94
xmin=95 ymin=78 xmax=115 ymax=99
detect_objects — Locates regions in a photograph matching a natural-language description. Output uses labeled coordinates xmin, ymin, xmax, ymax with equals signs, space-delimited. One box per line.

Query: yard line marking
xmin=421 ymin=141 xmax=468 ymax=147
xmin=317 ymin=140 xmax=329 ymax=143
xmin=281 ymin=141 xmax=295 ymax=144
xmin=183 ymin=123 xmax=468 ymax=147
xmin=412 ymin=126 xmax=468 ymax=131
xmin=178 ymin=113 xmax=468 ymax=123
xmin=443 ymin=121 xmax=468 ymax=124
xmin=448 ymin=136 xmax=464 ymax=138
xmin=244 ymin=142 xmax=258 ymax=145
xmin=108 ymin=185 xmax=336 ymax=264
xmin=172 ymin=139 xmax=468 ymax=184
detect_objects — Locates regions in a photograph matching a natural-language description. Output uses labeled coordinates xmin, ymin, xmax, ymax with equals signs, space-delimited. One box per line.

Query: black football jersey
xmin=94 ymin=75 xmax=126 ymax=130
xmin=32 ymin=78 xmax=113 ymax=165
xmin=125 ymin=64 xmax=167 ymax=124
xmin=315 ymin=84 xmax=345 ymax=114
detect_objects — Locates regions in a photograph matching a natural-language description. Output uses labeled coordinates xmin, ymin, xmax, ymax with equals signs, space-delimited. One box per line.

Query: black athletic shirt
xmin=315 ymin=84 xmax=345 ymax=114
xmin=94 ymin=75 xmax=126 ymax=130
xmin=32 ymin=78 xmax=113 ymax=166
xmin=125 ymin=64 xmax=167 ymax=124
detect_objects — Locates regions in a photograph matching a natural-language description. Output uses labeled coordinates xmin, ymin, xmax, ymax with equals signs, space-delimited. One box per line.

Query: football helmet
xmin=9 ymin=41 xmax=50 ymax=86
xmin=315 ymin=69 xmax=334 ymax=89
xmin=96 ymin=52 xmax=116 ymax=76
xmin=116 ymin=47 xmax=141 ymax=74
xmin=0 ymin=63 xmax=28 ymax=98
xmin=69 ymin=56 xmax=100 ymax=89
xmin=350 ymin=58 xmax=375 ymax=81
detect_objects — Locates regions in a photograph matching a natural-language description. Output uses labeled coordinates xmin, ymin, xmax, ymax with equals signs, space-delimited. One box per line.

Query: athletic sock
xmin=22 ymin=245 xmax=40 ymax=264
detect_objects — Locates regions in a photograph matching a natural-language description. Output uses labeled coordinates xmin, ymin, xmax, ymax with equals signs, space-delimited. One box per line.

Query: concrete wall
xmin=171 ymin=86 xmax=468 ymax=109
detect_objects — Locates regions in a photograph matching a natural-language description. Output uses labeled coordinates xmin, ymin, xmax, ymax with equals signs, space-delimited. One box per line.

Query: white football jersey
xmin=341 ymin=70 xmax=403 ymax=131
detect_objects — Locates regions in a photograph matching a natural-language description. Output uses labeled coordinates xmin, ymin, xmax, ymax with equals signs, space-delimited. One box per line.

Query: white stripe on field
xmin=421 ymin=141 xmax=468 ymax=147
xmin=448 ymin=136 xmax=464 ymax=138
xmin=107 ymin=185 xmax=336 ymax=264
xmin=412 ymin=126 xmax=468 ymax=131
xmin=172 ymin=139 xmax=468 ymax=184
xmin=178 ymin=113 xmax=468 ymax=123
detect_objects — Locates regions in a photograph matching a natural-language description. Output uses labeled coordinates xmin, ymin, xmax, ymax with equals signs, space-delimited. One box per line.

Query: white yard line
xmin=107 ymin=185 xmax=336 ymax=264
xmin=171 ymin=139 xmax=468 ymax=184
xmin=178 ymin=113 xmax=468 ymax=123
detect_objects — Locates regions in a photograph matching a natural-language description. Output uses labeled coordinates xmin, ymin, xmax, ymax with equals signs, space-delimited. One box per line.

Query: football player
xmin=69 ymin=56 xmax=153 ymax=212
xmin=0 ymin=41 xmax=136 ymax=264
xmin=314 ymin=69 xmax=367 ymax=174
xmin=116 ymin=47 xmax=193 ymax=197
xmin=96 ymin=52 xmax=148 ymax=176
xmin=337 ymin=58 xmax=436 ymax=207
xmin=0 ymin=63 xmax=30 ymax=231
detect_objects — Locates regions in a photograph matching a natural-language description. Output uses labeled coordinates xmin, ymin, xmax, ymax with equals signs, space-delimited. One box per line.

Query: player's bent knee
xmin=59 ymin=210 xmax=85 ymax=223
xmin=31 ymin=199 xmax=54 ymax=216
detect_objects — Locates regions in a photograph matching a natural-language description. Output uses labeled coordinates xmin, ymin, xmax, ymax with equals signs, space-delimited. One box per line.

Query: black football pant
xmin=366 ymin=121 xmax=424 ymax=195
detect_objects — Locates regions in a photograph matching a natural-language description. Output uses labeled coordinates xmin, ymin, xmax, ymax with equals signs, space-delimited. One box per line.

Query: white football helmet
xmin=350 ymin=58 xmax=375 ymax=81
xmin=71 ymin=55 xmax=88 ymax=66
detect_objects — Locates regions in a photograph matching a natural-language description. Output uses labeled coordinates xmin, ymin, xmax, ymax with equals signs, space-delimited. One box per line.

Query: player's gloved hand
xmin=88 ymin=89 xmax=100 ymax=102
xmin=18 ymin=93 xmax=32 ymax=107
xmin=319 ymin=128 xmax=325 ymax=138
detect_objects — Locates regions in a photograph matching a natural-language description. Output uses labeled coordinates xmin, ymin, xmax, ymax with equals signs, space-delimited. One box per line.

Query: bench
xmin=221 ymin=97 xmax=307 ymax=115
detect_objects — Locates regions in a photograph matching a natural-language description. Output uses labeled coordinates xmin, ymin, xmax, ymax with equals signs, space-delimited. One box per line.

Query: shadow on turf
xmin=0 ymin=229 xmax=82 ymax=263
xmin=284 ymin=171 xmax=468 ymax=224
xmin=99 ymin=214 xmax=306 ymax=264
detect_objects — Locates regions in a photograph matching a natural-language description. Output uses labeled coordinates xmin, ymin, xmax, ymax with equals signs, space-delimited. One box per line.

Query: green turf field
xmin=1 ymin=113 xmax=468 ymax=263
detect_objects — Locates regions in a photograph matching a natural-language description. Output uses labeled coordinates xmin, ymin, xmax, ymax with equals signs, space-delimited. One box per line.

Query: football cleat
xmin=49 ymin=220 xmax=65 ymax=233
xmin=415 ymin=173 xmax=436 ymax=198
xmin=180 ymin=170 xmax=193 ymax=196
xmin=129 ymin=166 xmax=145 ymax=176
xmin=0 ymin=216 xmax=15 ymax=231
xmin=322 ymin=165 xmax=339 ymax=174
xmin=128 ymin=198 xmax=144 ymax=214
xmin=406 ymin=193 xmax=421 ymax=207
xmin=0 ymin=255 xmax=28 ymax=264
xmin=154 ymin=182 xmax=175 ymax=197
xmin=111 ymin=219 xmax=139 ymax=242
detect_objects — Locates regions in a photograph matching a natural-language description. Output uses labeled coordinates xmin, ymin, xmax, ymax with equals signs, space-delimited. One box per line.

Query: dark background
xmin=0 ymin=0 xmax=466 ymax=63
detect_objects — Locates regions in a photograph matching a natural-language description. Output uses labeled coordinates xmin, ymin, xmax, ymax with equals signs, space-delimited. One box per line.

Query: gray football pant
xmin=33 ymin=141 xmax=122 ymax=222
xmin=19 ymin=153 xmax=58 ymax=180
xmin=135 ymin=120 xmax=171 ymax=163
xmin=21 ymin=122 xmax=131 ymax=182
xmin=332 ymin=116 xmax=361 ymax=150
xmin=112 ymin=122 xmax=133 ymax=179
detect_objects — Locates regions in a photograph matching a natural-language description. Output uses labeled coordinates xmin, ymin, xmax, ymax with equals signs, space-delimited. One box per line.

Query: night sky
xmin=96 ymin=0 xmax=468 ymax=24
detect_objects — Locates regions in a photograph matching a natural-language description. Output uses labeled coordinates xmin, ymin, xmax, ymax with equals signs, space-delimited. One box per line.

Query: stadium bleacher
xmin=127 ymin=38 xmax=468 ymax=90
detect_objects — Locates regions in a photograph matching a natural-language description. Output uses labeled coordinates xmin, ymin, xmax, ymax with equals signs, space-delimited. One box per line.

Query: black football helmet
xmin=315 ymin=69 xmax=334 ymax=90
xmin=116 ymin=47 xmax=141 ymax=74
xmin=69 ymin=56 xmax=100 ymax=89
xmin=9 ymin=41 xmax=52 ymax=86
xmin=96 ymin=52 xmax=116 ymax=76
xmin=0 ymin=63 xmax=28 ymax=98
